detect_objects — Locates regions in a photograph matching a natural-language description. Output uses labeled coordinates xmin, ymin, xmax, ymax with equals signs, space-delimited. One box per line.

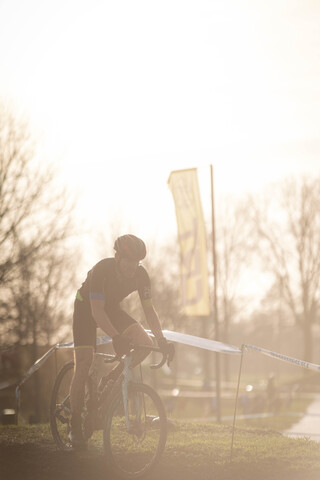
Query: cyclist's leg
xmin=69 ymin=298 xmax=96 ymax=445
xmin=101 ymin=309 xmax=152 ymax=383
xmin=70 ymin=347 xmax=94 ymax=420
xmin=121 ymin=322 xmax=153 ymax=368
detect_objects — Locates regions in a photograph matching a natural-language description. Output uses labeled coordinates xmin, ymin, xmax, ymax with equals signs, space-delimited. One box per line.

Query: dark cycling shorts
xmin=72 ymin=298 xmax=137 ymax=349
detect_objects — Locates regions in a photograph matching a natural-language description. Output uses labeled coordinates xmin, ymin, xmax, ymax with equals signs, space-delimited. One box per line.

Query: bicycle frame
xmin=100 ymin=344 xmax=170 ymax=434
xmin=121 ymin=356 xmax=135 ymax=431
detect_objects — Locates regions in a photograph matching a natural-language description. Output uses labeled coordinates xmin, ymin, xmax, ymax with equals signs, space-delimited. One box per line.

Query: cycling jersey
xmin=78 ymin=258 xmax=152 ymax=308
xmin=73 ymin=258 xmax=153 ymax=348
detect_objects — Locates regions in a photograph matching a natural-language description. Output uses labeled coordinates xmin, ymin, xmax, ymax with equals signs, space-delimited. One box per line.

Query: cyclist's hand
xmin=157 ymin=337 xmax=175 ymax=365
xmin=112 ymin=335 xmax=131 ymax=356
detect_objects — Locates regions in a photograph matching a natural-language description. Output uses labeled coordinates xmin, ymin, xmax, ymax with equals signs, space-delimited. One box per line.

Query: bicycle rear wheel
xmin=50 ymin=360 xmax=74 ymax=451
xmin=103 ymin=382 xmax=167 ymax=479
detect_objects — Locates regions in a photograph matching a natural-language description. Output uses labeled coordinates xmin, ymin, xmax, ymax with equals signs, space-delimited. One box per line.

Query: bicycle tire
xmin=50 ymin=360 xmax=75 ymax=451
xmin=103 ymin=382 xmax=167 ymax=479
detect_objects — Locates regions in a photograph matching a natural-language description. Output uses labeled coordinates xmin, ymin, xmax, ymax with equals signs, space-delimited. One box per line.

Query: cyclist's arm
xmin=138 ymin=266 xmax=165 ymax=341
xmin=142 ymin=301 xmax=165 ymax=341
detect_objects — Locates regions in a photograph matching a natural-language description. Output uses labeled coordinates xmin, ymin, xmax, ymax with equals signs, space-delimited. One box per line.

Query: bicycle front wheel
xmin=50 ymin=360 xmax=74 ymax=451
xmin=103 ymin=382 xmax=167 ymax=479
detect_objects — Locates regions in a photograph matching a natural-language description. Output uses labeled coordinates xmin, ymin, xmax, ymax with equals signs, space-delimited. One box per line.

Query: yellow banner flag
xmin=168 ymin=168 xmax=210 ymax=316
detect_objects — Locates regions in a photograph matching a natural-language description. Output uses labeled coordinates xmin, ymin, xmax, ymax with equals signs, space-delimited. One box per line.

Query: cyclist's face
xmin=117 ymin=255 xmax=140 ymax=278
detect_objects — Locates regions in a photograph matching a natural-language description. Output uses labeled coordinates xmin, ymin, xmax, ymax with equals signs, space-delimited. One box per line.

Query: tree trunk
xmin=303 ymin=318 xmax=313 ymax=364
xmin=202 ymin=317 xmax=211 ymax=387
xmin=223 ymin=310 xmax=230 ymax=382
xmin=32 ymin=315 xmax=41 ymax=423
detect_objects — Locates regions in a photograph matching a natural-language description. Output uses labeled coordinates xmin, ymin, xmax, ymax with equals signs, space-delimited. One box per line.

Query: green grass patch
xmin=166 ymin=396 xmax=312 ymax=432
xmin=163 ymin=421 xmax=320 ymax=479
xmin=1 ymin=421 xmax=320 ymax=479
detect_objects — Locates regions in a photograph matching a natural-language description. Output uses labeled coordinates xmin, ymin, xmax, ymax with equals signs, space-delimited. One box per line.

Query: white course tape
xmin=17 ymin=336 xmax=113 ymax=389
xmin=17 ymin=346 xmax=57 ymax=388
xmin=56 ymin=336 xmax=112 ymax=349
xmin=12 ymin=330 xmax=320 ymax=429
xmin=15 ymin=335 xmax=113 ymax=422
xmin=57 ymin=331 xmax=240 ymax=354
xmin=16 ymin=331 xmax=320 ymax=426
xmin=244 ymin=344 xmax=320 ymax=373
xmin=159 ymin=330 xmax=242 ymax=355
xmin=16 ymin=329 xmax=240 ymax=393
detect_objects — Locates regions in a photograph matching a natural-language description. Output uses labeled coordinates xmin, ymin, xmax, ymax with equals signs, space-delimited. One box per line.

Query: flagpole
xmin=210 ymin=164 xmax=221 ymax=423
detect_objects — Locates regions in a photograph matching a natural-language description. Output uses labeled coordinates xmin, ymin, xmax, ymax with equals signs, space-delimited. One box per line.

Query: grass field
xmin=1 ymin=419 xmax=320 ymax=480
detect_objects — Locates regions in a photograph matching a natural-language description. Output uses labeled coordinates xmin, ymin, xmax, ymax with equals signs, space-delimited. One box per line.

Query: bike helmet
xmin=114 ymin=234 xmax=147 ymax=261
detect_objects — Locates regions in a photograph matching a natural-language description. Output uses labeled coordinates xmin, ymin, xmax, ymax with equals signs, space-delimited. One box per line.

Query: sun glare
xmin=0 ymin=0 xmax=319 ymax=244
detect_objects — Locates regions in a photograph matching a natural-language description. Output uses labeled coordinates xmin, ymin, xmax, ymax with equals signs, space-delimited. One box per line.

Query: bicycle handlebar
xmin=137 ymin=345 xmax=167 ymax=370
xmin=102 ymin=344 xmax=172 ymax=369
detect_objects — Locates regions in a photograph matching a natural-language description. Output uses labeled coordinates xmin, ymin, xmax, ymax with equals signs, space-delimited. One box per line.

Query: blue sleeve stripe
xmin=89 ymin=292 xmax=105 ymax=301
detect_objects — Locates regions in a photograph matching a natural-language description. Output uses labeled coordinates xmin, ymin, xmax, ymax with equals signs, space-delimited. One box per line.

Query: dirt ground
xmin=0 ymin=440 xmax=219 ymax=480
xmin=0 ymin=426 xmax=204 ymax=480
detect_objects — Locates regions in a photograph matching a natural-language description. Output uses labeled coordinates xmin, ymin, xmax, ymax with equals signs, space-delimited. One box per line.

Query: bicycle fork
xmin=121 ymin=357 xmax=143 ymax=436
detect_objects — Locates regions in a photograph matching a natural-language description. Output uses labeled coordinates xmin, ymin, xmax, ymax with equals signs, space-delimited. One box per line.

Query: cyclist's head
xmin=114 ymin=234 xmax=147 ymax=261
xmin=114 ymin=235 xmax=146 ymax=279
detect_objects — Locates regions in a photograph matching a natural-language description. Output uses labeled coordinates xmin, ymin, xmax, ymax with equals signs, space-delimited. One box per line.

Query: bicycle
xmin=50 ymin=344 xmax=173 ymax=478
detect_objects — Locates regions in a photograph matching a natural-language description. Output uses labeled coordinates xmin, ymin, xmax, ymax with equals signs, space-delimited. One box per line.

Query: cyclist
xmin=69 ymin=234 xmax=173 ymax=448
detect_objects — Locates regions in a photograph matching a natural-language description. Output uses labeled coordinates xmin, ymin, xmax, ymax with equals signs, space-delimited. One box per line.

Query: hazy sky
xmin=0 ymin=0 xmax=319 ymax=246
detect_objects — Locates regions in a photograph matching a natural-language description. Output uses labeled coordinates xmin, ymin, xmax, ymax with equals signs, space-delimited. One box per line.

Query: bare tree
xmin=0 ymin=103 xmax=80 ymax=349
xmin=250 ymin=175 xmax=320 ymax=362
xmin=9 ymin=245 xmax=79 ymax=345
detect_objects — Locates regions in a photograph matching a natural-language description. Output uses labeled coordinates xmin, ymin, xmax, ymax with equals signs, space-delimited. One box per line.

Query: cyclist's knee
xmin=124 ymin=324 xmax=152 ymax=346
